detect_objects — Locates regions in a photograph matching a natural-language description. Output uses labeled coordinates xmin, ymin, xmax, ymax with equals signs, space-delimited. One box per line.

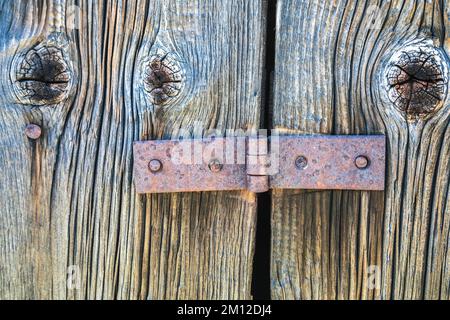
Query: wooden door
xmin=271 ymin=0 xmax=450 ymax=299
xmin=0 ymin=0 xmax=449 ymax=301
xmin=0 ymin=0 xmax=266 ymax=299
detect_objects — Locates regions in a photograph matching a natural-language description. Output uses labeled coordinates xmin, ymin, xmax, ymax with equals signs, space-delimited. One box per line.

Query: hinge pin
xmin=246 ymin=137 xmax=270 ymax=193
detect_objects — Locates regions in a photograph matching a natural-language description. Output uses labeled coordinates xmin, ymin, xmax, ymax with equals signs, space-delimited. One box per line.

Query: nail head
xmin=295 ymin=156 xmax=308 ymax=170
xmin=208 ymin=159 xmax=223 ymax=173
xmin=148 ymin=159 xmax=163 ymax=173
xmin=355 ymin=155 xmax=369 ymax=169
xmin=25 ymin=124 xmax=42 ymax=140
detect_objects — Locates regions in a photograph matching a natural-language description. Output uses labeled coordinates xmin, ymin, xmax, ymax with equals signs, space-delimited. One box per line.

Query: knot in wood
xmin=386 ymin=48 xmax=447 ymax=119
xmin=143 ymin=54 xmax=183 ymax=105
xmin=15 ymin=46 xmax=71 ymax=105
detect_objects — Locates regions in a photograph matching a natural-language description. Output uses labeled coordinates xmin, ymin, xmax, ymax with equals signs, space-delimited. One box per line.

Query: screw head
xmin=148 ymin=159 xmax=162 ymax=173
xmin=295 ymin=156 xmax=308 ymax=170
xmin=208 ymin=159 xmax=223 ymax=173
xmin=25 ymin=124 xmax=42 ymax=140
xmin=355 ymin=155 xmax=369 ymax=169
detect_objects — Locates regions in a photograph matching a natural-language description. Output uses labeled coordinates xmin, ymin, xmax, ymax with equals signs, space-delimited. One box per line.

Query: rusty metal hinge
xmin=133 ymin=135 xmax=385 ymax=193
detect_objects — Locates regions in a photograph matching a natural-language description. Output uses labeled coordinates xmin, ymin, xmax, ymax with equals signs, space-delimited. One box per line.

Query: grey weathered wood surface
xmin=271 ymin=0 xmax=450 ymax=299
xmin=0 ymin=0 xmax=266 ymax=299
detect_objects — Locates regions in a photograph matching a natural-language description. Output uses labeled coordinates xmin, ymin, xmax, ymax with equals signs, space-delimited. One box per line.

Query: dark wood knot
xmin=15 ymin=46 xmax=72 ymax=105
xmin=386 ymin=48 xmax=447 ymax=119
xmin=143 ymin=53 xmax=183 ymax=105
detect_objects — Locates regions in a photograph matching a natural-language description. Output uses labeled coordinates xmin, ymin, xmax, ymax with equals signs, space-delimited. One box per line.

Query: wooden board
xmin=271 ymin=0 xmax=450 ymax=299
xmin=0 ymin=0 xmax=266 ymax=299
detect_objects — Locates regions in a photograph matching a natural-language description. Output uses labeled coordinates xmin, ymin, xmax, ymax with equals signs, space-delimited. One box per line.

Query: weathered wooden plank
xmin=271 ymin=0 xmax=450 ymax=299
xmin=0 ymin=0 xmax=266 ymax=299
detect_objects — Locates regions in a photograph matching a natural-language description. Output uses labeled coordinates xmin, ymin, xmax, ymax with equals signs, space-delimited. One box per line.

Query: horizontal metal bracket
xmin=133 ymin=135 xmax=385 ymax=194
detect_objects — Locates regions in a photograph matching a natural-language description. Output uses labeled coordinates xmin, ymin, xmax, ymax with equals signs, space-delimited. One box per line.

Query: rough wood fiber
xmin=0 ymin=0 xmax=266 ymax=299
xmin=271 ymin=0 xmax=450 ymax=299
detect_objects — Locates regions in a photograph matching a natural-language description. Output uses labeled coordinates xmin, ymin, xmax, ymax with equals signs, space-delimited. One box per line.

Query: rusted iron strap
xmin=134 ymin=137 xmax=247 ymax=193
xmin=269 ymin=135 xmax=385 ymax=191
xmin=133 ymin=135 xmax=385 ymax=194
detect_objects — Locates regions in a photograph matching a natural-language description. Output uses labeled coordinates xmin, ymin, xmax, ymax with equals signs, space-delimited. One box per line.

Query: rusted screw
xmin=208 ymin=159 xmax=223 ymax=173
xmin=355 ymin=155 xmax=369 ymax=169
xmin=295 ymin=156 xmax=308 ymax=170
xmin=148 ymin=159 xmax=163 ymax=173
xmin=25 ymin=124 xmax=42 ymax=140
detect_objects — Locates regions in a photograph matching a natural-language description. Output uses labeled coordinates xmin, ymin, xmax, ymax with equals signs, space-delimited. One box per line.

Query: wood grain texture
xmin=271 ymin=0 xmax=450 ymax=299
xmin=0 ymin=0 xmax=266 ymax=299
